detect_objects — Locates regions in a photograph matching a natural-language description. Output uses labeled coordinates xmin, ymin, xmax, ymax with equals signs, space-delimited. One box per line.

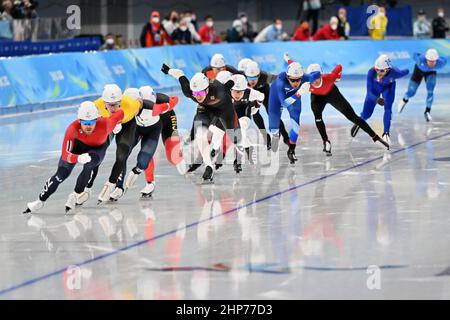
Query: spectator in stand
xmin=162 ymin=10 xmax=179 ymax=37
xmin=183 ymin=10 xmax=201 ymax=43
xmin=254 ymin=18 xmax=286 ymax=42
xmin=100 ymin=33 xmax=120 ymax=50
xmin=140 ymin=11 xmax=172 ymax=47
xmin=199 ymin=15 xmax=220 ymax=44
xmin=115 ymin=34 xmax=125 ymax=49
xmin=302 ymin=0 xmax=321 ymax=35
xmin=414 ymin=10 xmax=431 ymax=39
xmin=292 ymin=20 xmax=311 ymax=41
xmin=313 ymin=16 xmax=340 ymax=41
xmin=226 ymin=19 xmax=244 ymax=43
xmin=171 ymin=17 xmax=192 ymax=44
xmin=239 ymin=12 xmax=255 ymax=42
xmin=368 ymin=6 xmax=388 ymax=40
xmin=432 ymin=8 xmax=449 ymax=39
xmin=1 ymin=0 xmax=19 ymax=20
xmin=336 ymin=7 xmax=350 ymax=40
xmin=18 ymin=0 xmax=38 ymax=19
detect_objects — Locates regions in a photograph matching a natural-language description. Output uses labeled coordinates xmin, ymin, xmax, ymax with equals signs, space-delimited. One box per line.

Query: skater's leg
xmin=39 ymin=159 xmax=75 ymax=202
xmin=108 ymin=120 xmax=137 ymax=184
xmin=287 ymin=101 xmax=302 ymax=145
xmin=360 ymin=94 xmax=377 ymax=121
xmin=328 ymin=86 xmax=378 ymax=139
xmin=74 ymin=146 xmax=107 ymax=194
xmin=252 ymin=111 xmax=270 ymax=147
xmin=311 ymin=94 xmax=328 ymax=142
xmin=425 ymin=73 xmax=437 ymax=111
xmin=145 ymin=159 xmax=155 ymax=183
xmin=382 ymin=82 xmax=396 ymax=134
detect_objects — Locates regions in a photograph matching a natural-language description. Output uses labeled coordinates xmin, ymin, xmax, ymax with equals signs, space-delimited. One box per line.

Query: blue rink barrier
xmin=1 ymin=39 xmax=450 ymax=115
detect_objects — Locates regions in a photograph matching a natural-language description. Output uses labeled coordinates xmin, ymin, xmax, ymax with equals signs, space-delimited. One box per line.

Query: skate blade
xmin=199 ymin=179 xmax=214 ymax=185
xmin=141 ymin=193 xmax=153 ymax=198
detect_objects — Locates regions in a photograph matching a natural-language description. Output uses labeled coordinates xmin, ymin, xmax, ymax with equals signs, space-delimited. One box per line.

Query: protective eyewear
xmin=288 ymin=77 xmax=301 ymax=83
xmin=106 ymin=102 xmax=120 ymax=108
xmin=80 ymin=119 xmax=97 ymax=126
xmin=192 ymin=90 xmax=207 ymax=96
xmin=247 ymin=76 xmax=259 ymax=81
xmin=376 ymin=68 xmax=388 ymax=73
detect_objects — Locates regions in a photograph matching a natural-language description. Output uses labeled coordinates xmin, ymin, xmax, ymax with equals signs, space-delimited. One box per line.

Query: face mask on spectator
xmin=106 ymin=38 xmax=115 ymax=45
xmin=180 ymin=26 xmax=188 ymax=31
xmin=418 ymin=15 xmax=425 ymax=22
xmin=330 ymin=23 xmax=338 ymax=30
xmin=171 ymin=16 xmax=178 ymax=23
xmin=275 ymin=24 xmax=282 ymax=31
xmin=206 ymin=20 xmax=214 ymax=28
xmin=152 ymin=17 xmax=160 ymax=24
xmin=379 ymin=11 xmax=386 ymax=17
xmin=241 ymin=16 xmax=248 ymax=24
xmin=438 ymin=11 xmax=444 ymax=18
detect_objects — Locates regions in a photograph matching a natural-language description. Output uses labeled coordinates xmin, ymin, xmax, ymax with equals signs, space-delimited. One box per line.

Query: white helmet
xmin=210 ymin=53 xmax=226 ymax=68
xmin=425 ymin=48 xmax=439 ymax=61
xmin=216 ymin=70 xmax=233 ymax=84
xmin=286 ymin=62 xmax=304 ymax=79
xmin=123 ymin=88 xmax=141 ymax=100
xmin=139 ymin=86 xmax=156 ymax=103
xmin=78 ymin=101 xmax=99 ymax=120
xmin=374 ymin=54 xmax=392 ymax=70
xmin=244 ymin=61 xmax=260 ymax=78
xmin=237 ymin=58 xmax=253 ymax=72
xmin=190 ymin=73 xmax=210 ymax=91
xmin=231 ymin=74 xmax=248 ymax=91
xmin=306 ymin=63 xmax=322 ymax=74
xmin=102 ymin=84 xmax=122 ymax=103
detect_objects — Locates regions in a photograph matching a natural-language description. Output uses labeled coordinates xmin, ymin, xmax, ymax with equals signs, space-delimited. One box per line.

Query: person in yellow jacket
xmin=369 ymin=6 xmax=388 ymax=40
xmin=94 ymin=84 xmax=143 ymax=203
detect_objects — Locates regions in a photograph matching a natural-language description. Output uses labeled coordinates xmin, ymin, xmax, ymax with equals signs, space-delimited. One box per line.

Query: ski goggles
xmin=105 ymin=102 xmax=121 ymax=108
xmin=375 ymin=68 xmax=388 ymax=73
xmin=192 ymin=90 xmax=207 ymax=96
xmin=287 ymin=77 xmax=301 ymax=84
xmin=80 ymin=119 xmax=97 ymax=126
xmin=247 ymin=76 xmax=259 ymax=81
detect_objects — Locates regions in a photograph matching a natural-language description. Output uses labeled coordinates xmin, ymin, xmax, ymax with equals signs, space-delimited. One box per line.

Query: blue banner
xmin=1 ymin=39 xmax=450 ymax=114
xmin=0 ymin=36 xmax=101 ymax=57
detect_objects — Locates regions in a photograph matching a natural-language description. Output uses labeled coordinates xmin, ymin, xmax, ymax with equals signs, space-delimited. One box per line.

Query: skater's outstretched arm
xmin=161 ymin=63 xmax=192 ymax=99
xmin=224 ymin=78 xmax=235 ymax=91
xmin=105 ymin=109 xmax=125 ymax=132
xmin=61 ymin=125 xmax=80 ymax=164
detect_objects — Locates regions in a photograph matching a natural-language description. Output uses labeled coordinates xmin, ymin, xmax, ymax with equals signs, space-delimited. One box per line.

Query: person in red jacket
xmin=313 ymin=16 xmax=341 ymax=41
xmin=140 ymin=11 xmax=172 ymax=47
xmin=198 ymin=15 xmax=221 ymax=44
xmin=301 ymin=63 xmax=389 ymax=156
xmin=292 ymin=20 xmax=311 ymax=41
xmin=24 ymin=102 xmax=124 ymax=214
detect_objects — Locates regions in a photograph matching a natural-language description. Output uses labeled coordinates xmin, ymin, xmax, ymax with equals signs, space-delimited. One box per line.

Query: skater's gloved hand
xmin=77 ymin=153 xmax=91 ymax=164
xmin=377 ymin=97 xmax=385 ymax=106
xmin=113 ymin=123 xmax=122 ymax=134
xmin=161 ymin=63 xmax=171 ymax=74
xmin=283 ymin=52 xmax=290 ymax=64
xmin=168 ymin=68 xmax=184 ymax=80
xmin=295 ymin=82 xmax=310 ymax=97
xmin=152 ymin=96 xmax=179 ymax=116
xmin=251 ymin=106 xmax=260 ymax=115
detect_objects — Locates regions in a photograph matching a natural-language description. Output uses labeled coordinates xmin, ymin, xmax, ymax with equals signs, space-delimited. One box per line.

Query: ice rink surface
xmin=0 ymin=76 xmax=449 ymax=299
